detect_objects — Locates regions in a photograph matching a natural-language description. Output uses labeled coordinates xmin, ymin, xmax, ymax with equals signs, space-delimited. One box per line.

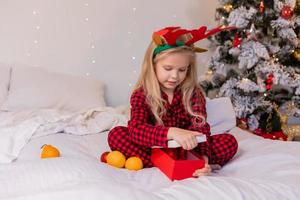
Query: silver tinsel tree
xmin=201 ymin=0 xmax=300 ymax=132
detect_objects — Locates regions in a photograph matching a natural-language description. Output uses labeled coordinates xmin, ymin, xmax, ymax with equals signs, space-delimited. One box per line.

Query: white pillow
xmin=1 ymin=64 xmax=106 ymax=111
xmin=206 ymin=97 xmax=236 ymax=134
xmin=0 ymin=63 xmax=11 ymax=106
xmin=115 ymin=97 xmax=237 ymax=134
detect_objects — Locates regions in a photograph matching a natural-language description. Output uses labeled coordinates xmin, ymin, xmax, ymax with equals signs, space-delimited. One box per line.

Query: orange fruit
xmin=41 ymin=144 xmax=60 ymax=159
xmin=125 ymin=157 xmax=143 ymax=171
xmin=106 ymin=151 xmax=126 ymax=168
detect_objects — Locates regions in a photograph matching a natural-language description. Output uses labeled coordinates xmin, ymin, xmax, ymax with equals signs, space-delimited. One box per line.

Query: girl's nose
xmin=171 ymin=71 xmax=179 ymax=79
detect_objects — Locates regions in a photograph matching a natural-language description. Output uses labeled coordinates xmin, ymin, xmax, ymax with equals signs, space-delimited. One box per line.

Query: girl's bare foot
xmin=192 ymin=163 xmax=212 ymax=177
xmin=192 ymin=156 xmax=222 ymax=177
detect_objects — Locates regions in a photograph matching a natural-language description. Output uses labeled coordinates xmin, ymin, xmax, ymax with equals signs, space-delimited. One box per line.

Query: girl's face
xmin=155 ymin=52 xmax=190 ymax=94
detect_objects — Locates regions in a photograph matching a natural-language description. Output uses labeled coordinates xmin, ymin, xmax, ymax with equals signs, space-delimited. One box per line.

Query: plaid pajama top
xmin=127 ymin=87 xmax=211 ymax=148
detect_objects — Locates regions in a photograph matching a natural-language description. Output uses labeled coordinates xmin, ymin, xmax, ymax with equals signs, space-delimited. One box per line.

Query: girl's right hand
xmin=167 ymin=127 xmax=203 ymax=150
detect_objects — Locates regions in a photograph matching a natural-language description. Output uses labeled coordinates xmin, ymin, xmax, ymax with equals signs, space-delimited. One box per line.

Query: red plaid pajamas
xmin=108 ymin=87 xmax=238 ymax=167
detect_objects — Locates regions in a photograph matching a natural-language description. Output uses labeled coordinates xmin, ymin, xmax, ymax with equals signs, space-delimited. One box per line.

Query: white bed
xmin=1 ymin=127 xmax=300 ymax=200
xmin=1 ymin=64 xmax=300 ymax=200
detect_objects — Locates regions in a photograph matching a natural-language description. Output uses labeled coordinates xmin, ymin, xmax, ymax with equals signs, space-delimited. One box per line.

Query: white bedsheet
xmin=1 ymin=126 xmax=300 ymax=200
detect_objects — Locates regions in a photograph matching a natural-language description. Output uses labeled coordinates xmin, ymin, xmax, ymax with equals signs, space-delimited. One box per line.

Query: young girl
xmin=108 ymin=26 xmax=238 ymax=177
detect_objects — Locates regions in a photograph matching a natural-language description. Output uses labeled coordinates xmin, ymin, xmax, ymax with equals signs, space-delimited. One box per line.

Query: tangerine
xmin=41 ymin=144 xmax=60 ymax=159
xmin=125 ymin=156 xmax=143 ymax=170
xmin=106 ymin=151 xmax=126 ymax=168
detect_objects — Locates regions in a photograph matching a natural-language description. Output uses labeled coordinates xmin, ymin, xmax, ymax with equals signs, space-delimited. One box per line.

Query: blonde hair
xmin=133 ymin=41 xmax=205 ymax=125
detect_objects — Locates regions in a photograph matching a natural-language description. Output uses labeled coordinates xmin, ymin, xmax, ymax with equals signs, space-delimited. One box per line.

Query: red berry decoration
xmin=281 ymin=5 xmax=294 ymax=20
xmin=266 ymin=84 xmax=273 ymax=90
xmin=265 ymin=73 xmax=274 ymax=90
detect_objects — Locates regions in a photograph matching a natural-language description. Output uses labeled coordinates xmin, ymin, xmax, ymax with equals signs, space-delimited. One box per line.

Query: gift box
xmin=151 ymin=148 xmax=205 ymax=181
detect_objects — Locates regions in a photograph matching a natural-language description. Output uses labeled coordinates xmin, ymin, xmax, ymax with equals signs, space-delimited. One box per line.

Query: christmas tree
xmin=201 ymin=0 xmax=300 ymax=133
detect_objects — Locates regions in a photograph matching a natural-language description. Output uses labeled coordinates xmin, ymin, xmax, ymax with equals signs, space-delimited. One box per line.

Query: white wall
xmin=0 ymin=0 xmax=218 ymax=106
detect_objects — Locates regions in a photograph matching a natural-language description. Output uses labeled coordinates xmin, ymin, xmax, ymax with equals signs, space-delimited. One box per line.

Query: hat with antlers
xmin=152 ymin=25 xmax=234 ymax=57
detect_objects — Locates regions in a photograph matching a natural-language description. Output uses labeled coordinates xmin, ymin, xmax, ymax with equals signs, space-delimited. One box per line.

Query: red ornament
xmin=281 ymin=5 xmax=294 ymax=20
xmin=259 ymin=1 xmax=265 ymax=12
xmin=267 ymin=73 xmax=273 ymax=80
xmin=265 ymin=73 xmax=274 ymax=90
xmin=100 ymin=151 xmax=110 ymax=163
xmin=266 ymin=84 xmax=273 ymax=90
xmin=233 ymin=34 xmax=242 ymax=47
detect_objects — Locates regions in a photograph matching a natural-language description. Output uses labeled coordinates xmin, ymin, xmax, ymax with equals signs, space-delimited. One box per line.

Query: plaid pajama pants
xmin=108 ymin=126 xmax=238 ymax=168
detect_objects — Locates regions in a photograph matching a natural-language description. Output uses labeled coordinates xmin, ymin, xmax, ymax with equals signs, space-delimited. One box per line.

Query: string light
xmin=25 ymin=10 xmax=41 ymax=64
xmin=127 ymin=6 xmax=140 ymax=86
xmin=242 ymin=78 xmax=250 ymax=82
xmin=82 ymin=2 xmax=97 ymax=67
xmin=206 ymin=70 xmax=213 ymax=75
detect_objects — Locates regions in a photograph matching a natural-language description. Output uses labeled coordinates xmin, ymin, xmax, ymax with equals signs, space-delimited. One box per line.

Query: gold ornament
xmin=295 ymin=0 xmax=300 ymax=14
xmin=280 ymin=115 xmax=300 ymax=141
xmin=293 ymin=48 xmax=300 ymax=61
xmin=223 ymin=3 xmax=233 ymax=13
xmin=276 ymin=103 xmax=300 ymax=141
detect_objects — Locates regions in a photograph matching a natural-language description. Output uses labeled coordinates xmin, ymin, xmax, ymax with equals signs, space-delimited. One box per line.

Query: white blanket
xmin=0 ymin=107 xmax=127 ymax=163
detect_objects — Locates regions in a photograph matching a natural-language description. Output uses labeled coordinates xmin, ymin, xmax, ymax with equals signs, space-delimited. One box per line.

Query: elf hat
xmin=152 ymin=25 xmax=234 ymax=57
